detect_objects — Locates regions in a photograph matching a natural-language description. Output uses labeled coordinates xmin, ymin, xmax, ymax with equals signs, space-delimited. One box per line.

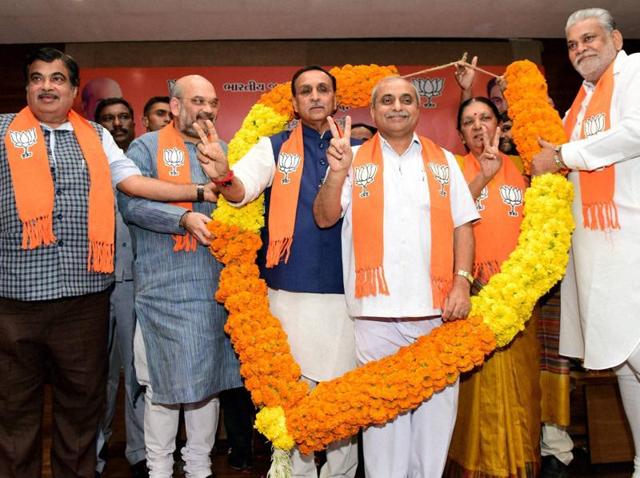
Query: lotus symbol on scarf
xmin=163 ymin=147 xmax=185 ymax=176
xmin=412 ymin=77 xmax=445 ymax=108
xmin=584 ymin=113 xmax=606 ymax=138
xmin=278 ymin=153 xmax=301 ymax=184
xmin=428 ymin=162 xmax=449 ymax=197
xmin=9 ymin=128 xmax=37 ymax=159
xmin=499 ymin=185 xmax=523 ymax=216
xmin=354 ymin=163 xmax=378 ymax=198
xmin=476 ymin=186 xmax=488 ymax=211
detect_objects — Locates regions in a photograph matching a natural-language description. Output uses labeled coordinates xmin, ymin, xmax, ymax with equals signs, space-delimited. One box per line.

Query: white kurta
xmin=560 ymin=50 xmax=640 ymax=370
xmin=340 ymin=134 xmax=479 ymax=318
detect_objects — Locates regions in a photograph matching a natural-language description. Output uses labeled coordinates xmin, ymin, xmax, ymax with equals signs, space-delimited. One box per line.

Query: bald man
xmin=81 ymin=77 xmax=123 ymax=120
xmin=118 ymin=75 xmax=241 ymax=478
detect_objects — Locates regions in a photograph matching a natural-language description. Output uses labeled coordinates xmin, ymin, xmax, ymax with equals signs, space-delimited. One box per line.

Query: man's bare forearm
xmin=313 ymin=170 xmax=347 ymax=228
xmin=117 ymin=175 xmax=199 ymax=202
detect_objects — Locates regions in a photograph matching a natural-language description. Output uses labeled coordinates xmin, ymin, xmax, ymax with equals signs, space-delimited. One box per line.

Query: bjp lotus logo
xmin=499 ymin=185 xmax=523 ymax=217
xmin=354 ymin=163 xmax=378 ymax=198
xmin=277 ymin=153 xmax=301 ymax=184
xmin=412 ymin=77 xmax=445 ymax=108
xmin=476 ymin=186 xmax=488 ymax=211
xmin=428 ymin=162 xmax=450 ymax=197
xmin=583 ymin=113 xmax=606 ymax=137
xmin=9 ymin=128 xmax=37 ymax=159
xmin=163 ymin=148 xmax=185 ymax=176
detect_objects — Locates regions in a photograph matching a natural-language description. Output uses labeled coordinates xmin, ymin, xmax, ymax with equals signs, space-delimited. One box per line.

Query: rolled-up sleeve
xmin=446 ymin=150 xmax=481 ymax=227
xmin=229 ymin=137 xmax=276 ymax=206
xmin=102 ymin=127 xmax=141 ymax=187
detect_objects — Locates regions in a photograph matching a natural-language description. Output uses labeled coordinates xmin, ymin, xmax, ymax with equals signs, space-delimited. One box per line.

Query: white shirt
xmin=559 ymin=50 xmax=640 ymax=369
xmin=42 ymin=121 xmax=140 ymax=187
xmin=228 ymin=136 xmax=276 ymax=206
xmin=340 ymin=134 xmax=479 ymax=318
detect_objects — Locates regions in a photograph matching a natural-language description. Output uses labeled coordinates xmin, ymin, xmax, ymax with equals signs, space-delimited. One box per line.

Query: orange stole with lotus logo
xmin=460 ymin=153 xmax=525 ymax=283
xmin=564 ymin=60 xmax=618 ymax=230
xmin=156 ymin=122 xmax=197 ymax=252
xmin=5 ymin=107 xmax=115 ymax=273
xmin=265 ymin=123 xmax=305 ymax=268
xmin=351 ymin=133 xmax=454 ymax=308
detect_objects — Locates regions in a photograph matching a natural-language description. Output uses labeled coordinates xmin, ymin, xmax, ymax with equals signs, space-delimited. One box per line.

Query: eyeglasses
xmin=176 ymin=96 xmax=219 ymax=108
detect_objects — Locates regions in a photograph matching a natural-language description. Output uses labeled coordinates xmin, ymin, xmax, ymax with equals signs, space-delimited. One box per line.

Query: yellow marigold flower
xmin=255 ymin=406 xmax=295 ymax=451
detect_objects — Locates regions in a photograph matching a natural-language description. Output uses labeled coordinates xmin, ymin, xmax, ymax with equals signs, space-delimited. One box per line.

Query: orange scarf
xmin=5 ymin=107 xmax=114 ymax=273
xmin=351 ymin=133 xmax=454 ymax=308
xmin=156 ymin=122 xmax=197 ymax=252
xmin=564 ymin=61 xmax=619 ymax=230
xmin=460 ymin=153 xmax=525 ymax=283
xmin=265 ymin=123 xmax=305 ymax=267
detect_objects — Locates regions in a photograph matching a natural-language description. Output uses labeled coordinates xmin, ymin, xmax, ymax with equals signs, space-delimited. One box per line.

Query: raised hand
xmin=193 ymin=120 xmax=229 ymax=180
xmin=454 ymin=55 xmax=478 ymax=92
xmin=477 ymin=125 xmax=503 ymax=181
xmin=326 ymin=116 xmax=353 ymax=174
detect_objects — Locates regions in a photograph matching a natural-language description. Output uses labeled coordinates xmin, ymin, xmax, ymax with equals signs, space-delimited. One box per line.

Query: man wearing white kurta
xmin=314 ymin=77 xmax=478 ymax=478
xmin=532 ymin=8 xmax=640 ymax=477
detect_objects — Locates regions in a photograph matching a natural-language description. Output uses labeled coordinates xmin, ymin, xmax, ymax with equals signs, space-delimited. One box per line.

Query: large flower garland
xmin=207 ymin=62 xmax=575 ymax=457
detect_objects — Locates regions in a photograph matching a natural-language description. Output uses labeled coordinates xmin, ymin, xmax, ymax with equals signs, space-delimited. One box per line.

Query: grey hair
xmin=370 ymin=76 xmax=420 ymax=107
xmin=566 ymin=8 xmax=616 ymax=33
xmin=167 ymin=79 xmax=181 ymax=98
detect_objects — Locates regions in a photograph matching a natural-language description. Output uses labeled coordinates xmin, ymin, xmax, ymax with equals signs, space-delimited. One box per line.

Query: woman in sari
xmin=445 ymin=97 xmax=541 ymax=478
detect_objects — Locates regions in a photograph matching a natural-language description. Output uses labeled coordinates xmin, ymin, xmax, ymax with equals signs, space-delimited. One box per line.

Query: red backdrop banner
xmin=75 ymin=65 xmax=506 ymax=155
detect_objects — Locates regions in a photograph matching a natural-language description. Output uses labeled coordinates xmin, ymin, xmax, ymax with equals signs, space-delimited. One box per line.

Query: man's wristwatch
xmin=553 ymin=145 xmax=567 ymax=170
xmin=195 ymin=184 xmax=206 ymax=202
xmin=456 ymin=269 xmax=474 ymax=285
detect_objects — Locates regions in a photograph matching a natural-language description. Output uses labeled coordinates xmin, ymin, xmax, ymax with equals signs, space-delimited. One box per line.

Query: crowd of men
xmin=0 ymin=6 xmax=638 ymax=478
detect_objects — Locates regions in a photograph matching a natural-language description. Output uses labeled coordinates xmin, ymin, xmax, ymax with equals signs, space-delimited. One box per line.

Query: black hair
xmin=23 ymin=47 xmax=80 ymax=87
xmin=486 ymin=77 xmax=500 ymax=98
xmin=94 ymin=97 xmax=134 ymax=122
xmin=351 ymin=123 xmax=378 ymax=135
xmin=143 ymin=96 xmax=171 ymax=116
xmin=456 ymin=96 xmax=501 ymax=131
xmin=290 ymin=65 xmax=337 ymax=97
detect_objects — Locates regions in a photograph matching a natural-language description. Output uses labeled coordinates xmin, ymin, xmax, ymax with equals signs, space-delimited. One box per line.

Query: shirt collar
xmin=379 ymin=132 xmax=421 ymax=156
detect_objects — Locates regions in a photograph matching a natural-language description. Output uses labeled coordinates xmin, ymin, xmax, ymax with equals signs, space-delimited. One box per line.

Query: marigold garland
xmin=207 ymin=62 xmax=575 ymax=458
xmin=503 ymin=60 xmax=567 ymax=175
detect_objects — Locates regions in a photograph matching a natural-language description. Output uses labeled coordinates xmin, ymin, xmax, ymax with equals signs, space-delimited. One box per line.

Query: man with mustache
xmin=96 ymin=97 xmax=136 ymax=151
xmin=314 ymin=76 xmax=478 ymax=478
xmin=94 ymin=97 xmax=148 ymax=477
xmin=118 ymin=74 xmax=242 ymax=478
xmin=196 ymin=65 xmax=360 ymax=478
xmin=532 ymin=8 xmax=640 ymax=477
xmin=0 ymin=48 xmax=221 ymax=478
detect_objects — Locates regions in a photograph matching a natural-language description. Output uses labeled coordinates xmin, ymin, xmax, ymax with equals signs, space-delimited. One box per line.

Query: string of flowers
xmin=503 ymin=59 xmax=567 ymax=175
xmin=207 ymin=62 xmax=575 ymax=463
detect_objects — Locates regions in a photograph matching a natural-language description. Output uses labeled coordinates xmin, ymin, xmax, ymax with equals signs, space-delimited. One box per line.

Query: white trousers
xmin=615 ymin=343 xmax=640 ymax=478
xmin=135 ymin=324 xmax=219 ymax=478
xmin=355 ymin=318 xmax=459 ymax=478
xmin=290 ymin=377 xmax=358 ymax=478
